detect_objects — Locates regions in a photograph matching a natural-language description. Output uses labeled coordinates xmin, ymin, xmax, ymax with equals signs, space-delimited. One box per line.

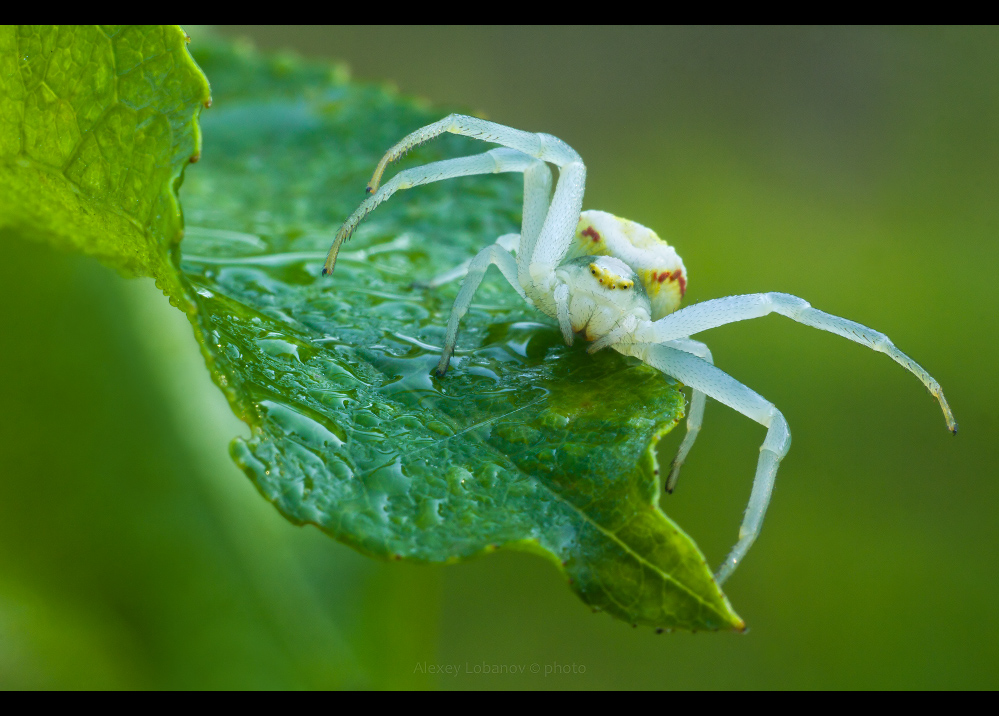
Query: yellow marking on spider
xmin=589 ymin=262 xmax=634 ymax=290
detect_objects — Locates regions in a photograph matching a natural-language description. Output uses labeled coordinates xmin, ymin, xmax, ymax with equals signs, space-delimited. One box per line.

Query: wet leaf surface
xmin=1 ymin=29 xmax=743 ymax=631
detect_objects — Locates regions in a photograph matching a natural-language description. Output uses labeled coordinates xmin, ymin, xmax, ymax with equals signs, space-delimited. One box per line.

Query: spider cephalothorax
xmin=323 ymin=114 xmax=956 ymax=584
xmin=557 ymin=256 xmax=648 ymax=343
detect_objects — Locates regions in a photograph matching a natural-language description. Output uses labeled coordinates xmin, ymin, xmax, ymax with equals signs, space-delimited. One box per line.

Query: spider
xmin=322 ymin=114 xmax=956 ymax=584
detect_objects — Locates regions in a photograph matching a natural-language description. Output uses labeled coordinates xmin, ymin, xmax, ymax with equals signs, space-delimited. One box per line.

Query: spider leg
xmin=422 ymin=150 xmax=552 ymax=288
xmin=554 ymin=283 xmax=573 ymax=345
xmin=516 ymin=158 xmax=586 ymax=331
xmin=635 ymin=292 xmax=957 ymax=433
xmin=357 ymin=113 xmax=584 ymax=298
xmin=436 ymin=240 xmax=525 ymax=377
xmin=366 ymin=114 xmax=581 ymax=194
xmin=324 ymin=147 xmax=546 ymax=275
xmin=331 ymin=114 xmax=584 ymax=326
xmin=662 ymin=338 xmax=712 ymax=494
xmin=517 ymin=160 xmax=554 ymax=279
xmin=422 ymin=234 xmax=520 ymax=289
xmin=625 ymin=342 xmax=791 ymax=584
xmin=588 ymin=315 xmax=640 ymax=354
xmin=526 ymin=161 xmax=586 ymax=290
xmin=426 ymin=159 xmax=556 ymax=366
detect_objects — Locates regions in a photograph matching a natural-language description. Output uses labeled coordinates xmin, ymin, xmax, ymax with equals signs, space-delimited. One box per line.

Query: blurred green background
xmin=1 ymin=26 xmax=996 ymax=689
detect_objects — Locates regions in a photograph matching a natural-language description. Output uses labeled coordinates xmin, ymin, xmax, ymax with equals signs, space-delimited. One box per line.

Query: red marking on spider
xmin=581 ymin=227 xmax=601 ymax=243
xmin=655 ymin=270 xmax=687 ymax=296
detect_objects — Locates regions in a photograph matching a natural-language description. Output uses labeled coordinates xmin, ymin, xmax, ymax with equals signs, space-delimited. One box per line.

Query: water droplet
xmin=256 ymin=338 xmax=301 ymax=362
xmin=416 ymin=498 xmax=443 ymax=528
xmin=258 ymin=399 xmax=344 ymax=450
xmin=363 ymin=456 xmax=410 ymax=496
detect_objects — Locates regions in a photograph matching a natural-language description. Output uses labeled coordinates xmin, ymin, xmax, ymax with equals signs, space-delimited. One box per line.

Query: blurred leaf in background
xmin=0 ymin=26 xmax=208 ymax=293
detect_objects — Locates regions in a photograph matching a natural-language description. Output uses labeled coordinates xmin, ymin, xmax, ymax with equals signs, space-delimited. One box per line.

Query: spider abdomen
xmin=570 ymin=210 xmax=687 ymax=320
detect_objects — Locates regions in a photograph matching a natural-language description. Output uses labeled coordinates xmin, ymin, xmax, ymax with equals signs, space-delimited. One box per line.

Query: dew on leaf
xmin=0 ymin=28 xmax=745 ymax=632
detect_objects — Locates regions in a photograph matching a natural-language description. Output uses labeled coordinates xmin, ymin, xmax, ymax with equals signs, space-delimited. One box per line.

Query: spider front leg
xmin=324 ymin=147 xmax=548 ymax=275
xmin=366 ymin=114 xmax=582 ymax=195
xmin=353 ymin=113 xmax=587 ymax=286
xmin=635 ymin=292 xmax=957 ymax=432
xmin=325 ymin=115 xmax=589 ymax=362
xmin=625 ymin=343 xmax=791 ymax=584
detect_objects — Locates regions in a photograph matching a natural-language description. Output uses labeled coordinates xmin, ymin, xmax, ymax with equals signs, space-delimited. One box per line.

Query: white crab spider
xmin=323 ymin=114 xmax=957 ymax=584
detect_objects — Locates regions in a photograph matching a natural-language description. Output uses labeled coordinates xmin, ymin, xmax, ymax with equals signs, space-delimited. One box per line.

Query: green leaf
xmin=0 ymin=25 xmax=210 ymax=294
xmin=1 ymin=29 xmax=743 ymax=632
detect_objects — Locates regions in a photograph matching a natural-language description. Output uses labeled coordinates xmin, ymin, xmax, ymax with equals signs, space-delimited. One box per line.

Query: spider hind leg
xmin=661 ymin=338 xmax=713 ymax=494
xmin=627 ymin=342 xmax=791 ymax=584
